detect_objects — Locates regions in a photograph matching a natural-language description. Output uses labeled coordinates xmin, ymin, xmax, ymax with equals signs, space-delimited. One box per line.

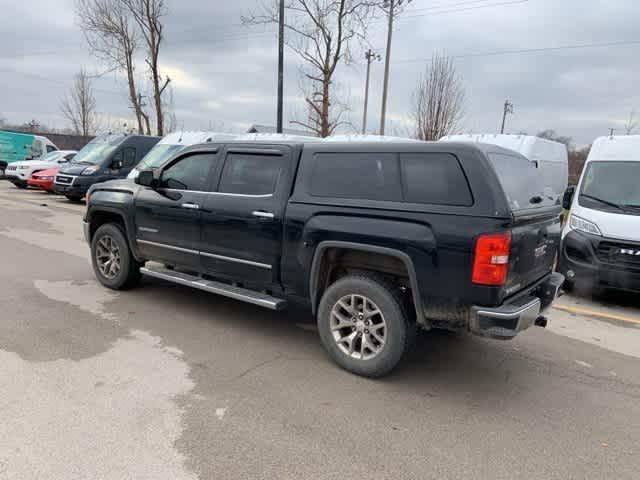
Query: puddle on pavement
xmin=0 ymin=329 xmax=196 ymax=479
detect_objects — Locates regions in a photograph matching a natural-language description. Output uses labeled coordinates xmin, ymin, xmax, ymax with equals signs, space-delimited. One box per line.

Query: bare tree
xmin=76 ymin=0 xmax=146 ymax=134
xmin=163 ymin=84 xmax=177 ymax=133
xmin=411 ymin=53 xmax=465 ymax=141
xmin=624 ymin=109 xmax=637 ymax=135
xmin=122 ymin=0 xmax=171 ymax=136
xmin=60 ymin=68 xmax=97 ymax=139
xmin=537 ymin=129 xmax=572 ymax=146
xmin=245 ymin=0 xmax=374 ymax=137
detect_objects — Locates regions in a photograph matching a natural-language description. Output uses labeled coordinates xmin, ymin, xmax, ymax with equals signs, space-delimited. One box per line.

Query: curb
xmin=553 ymin=304 xmax=640 ymax=326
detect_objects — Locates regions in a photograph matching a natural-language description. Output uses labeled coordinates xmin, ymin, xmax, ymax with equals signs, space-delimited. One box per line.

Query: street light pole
xmin=277 ymin=0 xmax=285 ymax=133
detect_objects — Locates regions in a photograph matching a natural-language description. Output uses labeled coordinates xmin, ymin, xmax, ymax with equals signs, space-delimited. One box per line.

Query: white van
xmin=559 ymin=135 xmax=640 ymax=291
xmin=127 ymin=131 xmax=237 ymax=179
xmin=440 ymin=134 xmax=569 ymax=202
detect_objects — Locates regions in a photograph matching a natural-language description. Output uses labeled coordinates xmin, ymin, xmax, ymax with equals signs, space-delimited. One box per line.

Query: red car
xmin=27 ymin=167 xmax=59 ymax=192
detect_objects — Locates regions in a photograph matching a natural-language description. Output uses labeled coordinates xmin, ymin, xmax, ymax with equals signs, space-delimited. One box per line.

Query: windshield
xmin=136 ymin=144 xmax=184 ymax=170
xmin=71 ymin=142 xmax=117 ymax=165
xmin=488 ymin=152 xmax=558 ymax=211
xmin=579 ymin=161 xmax=640 ymax=212
xmin=42 ymin=151 xmax=61 ymax=162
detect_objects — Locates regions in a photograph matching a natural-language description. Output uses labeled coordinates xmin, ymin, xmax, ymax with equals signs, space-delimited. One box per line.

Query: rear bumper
xmin=470 ymin=272 xmax=564 ymax=339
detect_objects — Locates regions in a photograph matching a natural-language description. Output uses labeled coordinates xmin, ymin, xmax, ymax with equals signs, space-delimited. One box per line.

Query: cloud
xmin=1 ymin=0 xmax=640 ymax=143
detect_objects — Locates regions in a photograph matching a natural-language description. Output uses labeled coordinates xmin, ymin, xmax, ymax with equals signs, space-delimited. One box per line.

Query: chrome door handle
xmin=181 ymin=202 xmax=200 ymax=210
xmin=252 ymin=210 xmax=274 ymax=219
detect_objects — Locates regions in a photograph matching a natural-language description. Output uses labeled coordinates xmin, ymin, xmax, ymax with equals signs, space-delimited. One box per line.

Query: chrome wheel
xmin=95 ymin=235 xmax=121 ymax=280
xmin=330 ymin=294 xmax=387 ymax=360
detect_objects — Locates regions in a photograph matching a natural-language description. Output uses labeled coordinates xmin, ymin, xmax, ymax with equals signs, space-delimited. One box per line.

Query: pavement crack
xmin=226 ymin=353 xmax=283 ymax=382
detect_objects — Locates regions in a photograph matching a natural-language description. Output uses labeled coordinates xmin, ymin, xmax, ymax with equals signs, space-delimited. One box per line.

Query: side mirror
xmin=135 ymin=169 xmax=156 ymax=188
xmin=562 ymin=186 xmax=575 ymax=210
xmin=112 ymin=160 xmax=123 ymax=170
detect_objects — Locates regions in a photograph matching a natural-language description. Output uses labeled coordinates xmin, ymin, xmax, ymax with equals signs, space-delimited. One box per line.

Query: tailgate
xmin=504 ymin=211 xmax=561 ymax=295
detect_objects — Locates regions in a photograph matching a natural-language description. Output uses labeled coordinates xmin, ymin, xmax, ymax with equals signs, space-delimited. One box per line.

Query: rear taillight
xmin=472 ymin=232 xmax=511 ymax=286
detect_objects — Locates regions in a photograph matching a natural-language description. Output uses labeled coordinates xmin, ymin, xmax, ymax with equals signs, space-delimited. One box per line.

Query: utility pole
xmin=608 ymin=128 xmax=616 ymax=137
xmin=276 ymin=0 xmax=285 ymax=133
xmin=362 ymin=49 xmax=380 ymax=134
xmin=379 ymin=0 xmax=412 ymax=136
xmin=500 ymin=99 xmax=514 ymax=134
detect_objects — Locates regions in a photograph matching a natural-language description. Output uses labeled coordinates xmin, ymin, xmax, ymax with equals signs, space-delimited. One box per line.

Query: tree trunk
xmin=125 ymin=55 xmax=143 ymax=134
xmin=321 ymin=75 xmax=330 ymax=137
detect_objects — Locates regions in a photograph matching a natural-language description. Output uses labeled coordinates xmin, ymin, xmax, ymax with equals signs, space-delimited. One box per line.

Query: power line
xmin=406 ymin=0 xmax=505 ymax=14
xmin=397 ymin=0 xmax=528 ymax=21
xmin=396 ymin=39 xmax=640 ymax=64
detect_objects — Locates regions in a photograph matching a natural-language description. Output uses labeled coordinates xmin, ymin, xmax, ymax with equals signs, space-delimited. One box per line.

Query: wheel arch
xmin=87 ymin=207 xmax=142 ymax=261
xmin=309 ymin=241 xmax=424 ymax=325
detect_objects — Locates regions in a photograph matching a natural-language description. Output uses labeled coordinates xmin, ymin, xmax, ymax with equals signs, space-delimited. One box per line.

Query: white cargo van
xmin=559 ymin=135 xmax=640 ymax=291
xmin=127 ymin=131 xmax=237 ymax=179
xmin=440 ymin=134 xmax=569 ymax=202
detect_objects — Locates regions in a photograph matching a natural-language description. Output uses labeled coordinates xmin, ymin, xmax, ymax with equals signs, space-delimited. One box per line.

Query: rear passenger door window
xmin=400 ymin=153 xmax=472 ymax=206
xmin=159 ymin=153 xmax=218 ymax=191
xmin=309 ymin=153 xmax=401 ymax=201
xmin=218 ymin=153 xmax=284 ymax=195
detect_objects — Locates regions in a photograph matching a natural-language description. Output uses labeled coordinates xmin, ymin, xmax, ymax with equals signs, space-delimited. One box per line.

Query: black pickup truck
xmin=83 ymin=140 xmax=564 ymax=377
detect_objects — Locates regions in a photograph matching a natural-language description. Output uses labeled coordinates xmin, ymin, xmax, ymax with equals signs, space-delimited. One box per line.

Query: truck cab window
xmin=219 ymin=153 xmax=283 ymax=195
xmin=159 ymin=153 xmax=217 ymax=191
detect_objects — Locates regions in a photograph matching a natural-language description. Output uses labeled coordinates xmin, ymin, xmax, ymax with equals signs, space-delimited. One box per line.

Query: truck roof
xmin=440 ymin=133 xmax=567 ymax=163
xmin=587 ymin=135 xmax=640 ymax=162
xmin=157 ymin=131 xmax=237 ymax=146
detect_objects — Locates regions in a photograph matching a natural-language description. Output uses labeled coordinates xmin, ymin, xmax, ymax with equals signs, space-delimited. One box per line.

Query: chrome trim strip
xmin=251 ymin=210 xmax=275 ymax=219
xmin=136 ymin=239 xmax=271 ymax=269
xmin=181 ymin=202 xmax=200 ymax=210
xmin=162 ymin=188 xmax=273 ymax=198
xmin=200 ymin=251 xmax=272 ymax=269
xmin=137 ymin=239 xmax=198 ymax=255
xmin=138 ymin=227 xmax=159 ymax=233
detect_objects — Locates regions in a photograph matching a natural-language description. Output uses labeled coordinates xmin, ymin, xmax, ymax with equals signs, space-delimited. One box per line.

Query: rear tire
xmin=91 ymin=223 xmax=142 ymax=290
xmin=15 ymin=183 xmax=27 ymax=189
xmin=66 ymin=195 xmax=83 ymax=202
xmin=317 ymin=273 xmax=415 ymax=378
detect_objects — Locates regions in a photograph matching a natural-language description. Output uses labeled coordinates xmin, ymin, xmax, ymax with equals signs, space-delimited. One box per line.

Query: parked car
xmin=559 ymin=135 xmax=640 ymax=292
xmin=28 ymin=166 xmax=60 ymax=192
xmin=440 ymin=134 xmax=568 ymax=202
xmin=54 ymin=133 xmax=160 ymax=202
xmin=83 ymin=140 xmax=563 ymax=377
xmin=5 ymin=150 xmax=76 ymax=188
xmin=127 ymin=131 xmax=237 ymax=180
xmin=0 ymin=131 xmax=58 ymax=176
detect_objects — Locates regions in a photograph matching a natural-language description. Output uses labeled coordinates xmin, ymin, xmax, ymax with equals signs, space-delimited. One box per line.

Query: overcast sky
xmin=1 ymin=0 xmax=639 ymax=145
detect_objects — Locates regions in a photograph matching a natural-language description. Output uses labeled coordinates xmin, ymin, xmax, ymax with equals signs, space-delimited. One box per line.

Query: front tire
xmin=317 ymin=274 xmax=414 ymax=378
xmin=91 ymin=223 xmax=141 ymax=290
xmin=66 ymin=195 xmax=83 ymax=203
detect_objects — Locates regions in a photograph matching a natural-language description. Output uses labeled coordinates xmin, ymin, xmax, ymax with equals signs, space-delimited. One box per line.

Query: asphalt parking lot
xmin=1 ymin=180 xmax=639 ymax=479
